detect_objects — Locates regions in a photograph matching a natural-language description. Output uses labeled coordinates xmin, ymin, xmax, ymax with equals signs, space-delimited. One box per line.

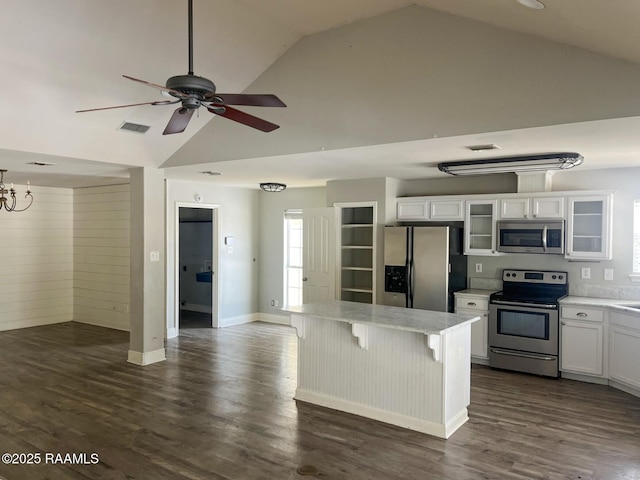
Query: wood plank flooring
xmin=0 ymin=321 xmax=639 ymax=480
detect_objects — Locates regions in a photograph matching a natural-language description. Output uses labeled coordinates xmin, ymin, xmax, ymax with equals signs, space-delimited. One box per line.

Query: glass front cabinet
xmin=566 ymin=195 xmax=613 ymax=260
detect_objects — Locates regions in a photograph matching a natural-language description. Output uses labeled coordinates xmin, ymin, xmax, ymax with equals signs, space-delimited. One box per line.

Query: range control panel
xmin=502 ymin=269 xmax=567 ymax=285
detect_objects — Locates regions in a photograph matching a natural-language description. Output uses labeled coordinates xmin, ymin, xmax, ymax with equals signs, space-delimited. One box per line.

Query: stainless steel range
xmin=489 ymin=269 xmax=568 ymax=377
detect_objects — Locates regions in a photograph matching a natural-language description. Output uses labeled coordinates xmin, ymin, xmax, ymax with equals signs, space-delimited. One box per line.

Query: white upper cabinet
xmin=566 ymin=194 xmax=613 ymax=260
xmin=397 ymin=197 xmax=464 ymax=221
xmin=464 ymin=200 xmax=499 ymax=256
xmin=397 ymin=199 xmax=428 ymax=220
xmin=430 ymin=199 xmax=464 ymax=221
xmin=499 ymin=196 xmax=564 ymax=219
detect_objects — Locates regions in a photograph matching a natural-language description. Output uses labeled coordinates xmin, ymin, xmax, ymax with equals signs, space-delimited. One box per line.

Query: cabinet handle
xmin=467 ymin=302 xmax=477 ymax=306
xmin=576 ymin=312 xmax=588 ymax=317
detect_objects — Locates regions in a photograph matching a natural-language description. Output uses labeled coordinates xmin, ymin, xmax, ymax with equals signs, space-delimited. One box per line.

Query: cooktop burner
xmin=491 ymin=269 xmax=568 ymax=306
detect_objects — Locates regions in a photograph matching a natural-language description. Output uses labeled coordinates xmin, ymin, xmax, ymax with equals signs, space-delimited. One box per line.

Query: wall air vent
xmin=118 ymin=122 xmax=151 ymax=134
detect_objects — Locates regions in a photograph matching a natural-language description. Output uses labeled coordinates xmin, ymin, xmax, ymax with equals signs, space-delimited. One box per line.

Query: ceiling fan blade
xmin=208 ymin=93 xmax=286 ymax=108
xmin=209 ymin=105 xmax=280 ymax=132
xmin=163 ymin=107 xmax=195 ymax=135
xmin=76 ymin=100 xmax=176 ymax=113
xmin=123 ymin=75 xmax=187 ymax=98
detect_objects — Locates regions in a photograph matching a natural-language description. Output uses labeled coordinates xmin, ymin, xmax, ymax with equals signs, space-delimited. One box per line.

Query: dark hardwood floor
xmin=0 ymin=321 xmax=639 ymax=480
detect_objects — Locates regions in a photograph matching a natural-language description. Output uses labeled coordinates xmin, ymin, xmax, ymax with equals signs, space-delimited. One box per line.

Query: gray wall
xmin=258 ymin=186 xmax=326 ymax=315
xmin=166 ymin=180 xmax=260 ymax=332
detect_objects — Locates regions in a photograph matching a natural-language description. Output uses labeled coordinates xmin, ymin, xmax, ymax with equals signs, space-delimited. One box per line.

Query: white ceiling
xmin=2 ymin=0 xmax=640 ymax=188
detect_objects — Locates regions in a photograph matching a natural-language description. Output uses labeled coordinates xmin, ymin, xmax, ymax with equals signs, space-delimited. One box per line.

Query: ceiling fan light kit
xmin=438 ymin=152 xmax=583 ymax=176
xmin=260 ymin=182 xmax=287 ymax=193
xmin=77 ymin=0 xmax=286 ymax=135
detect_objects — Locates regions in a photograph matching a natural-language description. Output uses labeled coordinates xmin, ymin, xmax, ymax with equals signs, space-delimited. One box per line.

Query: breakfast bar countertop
xmin=283 ymin=300 xmax=480 ymax=336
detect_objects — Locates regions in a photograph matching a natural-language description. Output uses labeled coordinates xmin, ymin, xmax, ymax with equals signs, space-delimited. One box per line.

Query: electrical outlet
xmin=581 ymin=267 xmax=591 ymax=280
xmin=604 ymin=269 xmax=614 ymax=281
xmin=274 ymin=300 xmax=279 ymax=307
xmin=475 ymin=263 xmax=482 ymax=273
xmin=149 ymin=251 xmax=160 ymax=262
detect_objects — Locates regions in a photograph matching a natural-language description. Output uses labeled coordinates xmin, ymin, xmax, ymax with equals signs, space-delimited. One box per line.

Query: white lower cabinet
xmin=609 ymin=311 xmax=640 ymax=390
xmin=454 ymin=290 xmax=493 ymax=363
xmin=560 ymin=306 xmax=605 ymax=378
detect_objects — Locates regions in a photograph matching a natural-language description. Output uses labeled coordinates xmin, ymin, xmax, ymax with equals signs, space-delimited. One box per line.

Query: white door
xmin=302 ymin=207 xmax=337 ymax=304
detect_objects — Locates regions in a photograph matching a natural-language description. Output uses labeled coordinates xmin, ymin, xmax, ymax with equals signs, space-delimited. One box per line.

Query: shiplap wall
xmin=74 ymin=184 xmax=130 ymax=331
xmin=0 ymin=185 xmax=73 ymax=331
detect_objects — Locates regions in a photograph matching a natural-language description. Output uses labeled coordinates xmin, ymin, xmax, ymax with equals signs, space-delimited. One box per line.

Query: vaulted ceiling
xmin=2 ymin=0 xmax=640 ymax=188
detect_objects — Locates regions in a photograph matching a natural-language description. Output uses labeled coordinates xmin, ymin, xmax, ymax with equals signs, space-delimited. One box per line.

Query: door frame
xmin=174 ymin=202 xmax=220 ymax=330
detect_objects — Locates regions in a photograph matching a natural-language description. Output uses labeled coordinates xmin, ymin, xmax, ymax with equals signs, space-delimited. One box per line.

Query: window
xmin=633 ymin=200 xmax=640 ymax=274
xmin=284 ymin=210 xmax=303 ymax=307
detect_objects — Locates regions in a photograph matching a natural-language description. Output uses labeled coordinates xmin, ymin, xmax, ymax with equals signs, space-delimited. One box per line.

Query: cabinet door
xmin=457 ymin=307 xmax=488 ymax=359
xmin=499 ymin=198 xmax=530 ymax=219
xmin=609 ymin=312 xmax=640 ymax=389
xmin=465 ymin=200 xmax=499 ymax=256
xmin=532 ymin=197 xmax=564 ymax=219
xmin=565 ymin=195 xmax=613 ymax=260
xmin=397 ymin=199 xmax=429 ymax=221
xmin=560 ymin=320 xmax=603 ymax=376
xmin=430 ymin=200 xmax=464 ymax=221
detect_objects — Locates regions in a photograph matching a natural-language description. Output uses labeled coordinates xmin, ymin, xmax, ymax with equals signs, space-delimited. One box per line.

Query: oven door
xmin=489 ymin=301 xmax=558 ymax=355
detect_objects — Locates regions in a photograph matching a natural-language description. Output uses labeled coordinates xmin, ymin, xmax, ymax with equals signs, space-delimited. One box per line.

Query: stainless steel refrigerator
xmin=383 ymin=225 xmax=467 ymax=313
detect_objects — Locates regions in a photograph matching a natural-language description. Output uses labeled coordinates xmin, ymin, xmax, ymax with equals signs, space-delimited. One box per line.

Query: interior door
xmin=302 ymin=207 xmax=337 ymax=304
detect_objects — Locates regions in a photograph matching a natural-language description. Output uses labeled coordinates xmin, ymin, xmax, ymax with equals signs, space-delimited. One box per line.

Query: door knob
xmin=303 ymin=277 xmax=308 ymax=281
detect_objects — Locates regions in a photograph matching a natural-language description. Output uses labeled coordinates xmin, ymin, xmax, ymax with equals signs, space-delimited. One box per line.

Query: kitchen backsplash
xmin=468 ymin=276 xmax=640 ymax=300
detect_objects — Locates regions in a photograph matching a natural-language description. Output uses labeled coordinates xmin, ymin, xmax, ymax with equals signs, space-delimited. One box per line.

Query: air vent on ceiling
xmin=26 ymin=161 xmax=56 ymax=166
xmin=466 ymin=144 xmax=501 ymax=152
xmin=118 ymin=122 xmax=151 ymax=134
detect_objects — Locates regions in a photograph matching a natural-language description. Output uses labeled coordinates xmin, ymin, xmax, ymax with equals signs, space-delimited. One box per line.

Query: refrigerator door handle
xmin=405 ymin=259 xmax=411 ymax=308
xmin=409 ymin=259 xmax=415 ymax=308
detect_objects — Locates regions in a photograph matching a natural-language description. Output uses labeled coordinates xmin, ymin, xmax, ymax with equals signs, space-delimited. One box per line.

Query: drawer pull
xmin=467 ymin=302 xmax=477 ymax=307
xmin=576 ymin=312 xmax=588 ymax=317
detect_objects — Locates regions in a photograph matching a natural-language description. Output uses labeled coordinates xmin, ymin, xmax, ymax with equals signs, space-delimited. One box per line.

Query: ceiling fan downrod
xmin=188 ymin=0 xmax=194 ymax=75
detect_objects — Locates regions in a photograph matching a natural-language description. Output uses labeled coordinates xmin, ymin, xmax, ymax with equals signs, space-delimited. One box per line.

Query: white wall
xmin=0 ymin=185 xmax=73 ymax=331
xmin=166 ymin=180 xmax=260 ymax=333
xmin=258 ymin=187 xmax=326 ymax=317
xmin=74 ymin=184 xmax=130 ymax=331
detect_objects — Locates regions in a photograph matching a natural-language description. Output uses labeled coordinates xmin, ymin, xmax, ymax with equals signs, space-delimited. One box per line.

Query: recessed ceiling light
xmin=517 ymin=0 xmax=545 ymax=9
xmin=199 ymin=171 xmax=222 ymax=176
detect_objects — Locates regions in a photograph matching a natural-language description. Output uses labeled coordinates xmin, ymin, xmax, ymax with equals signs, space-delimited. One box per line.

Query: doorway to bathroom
xmin=177 ymin=205 xmax=219 ymax=329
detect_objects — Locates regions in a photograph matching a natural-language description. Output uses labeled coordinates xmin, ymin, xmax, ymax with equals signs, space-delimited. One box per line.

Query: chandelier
xmin=0 ymin=169 xmax=33 ymax=212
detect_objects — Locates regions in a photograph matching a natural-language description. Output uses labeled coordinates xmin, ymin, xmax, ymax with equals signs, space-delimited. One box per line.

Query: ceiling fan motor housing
xmin=166 ymin=74 xmax=216 ymax=99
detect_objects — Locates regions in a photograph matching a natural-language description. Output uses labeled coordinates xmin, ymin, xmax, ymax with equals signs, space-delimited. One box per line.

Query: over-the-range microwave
xmin=497 ymin=220 xmax=565 ymax=254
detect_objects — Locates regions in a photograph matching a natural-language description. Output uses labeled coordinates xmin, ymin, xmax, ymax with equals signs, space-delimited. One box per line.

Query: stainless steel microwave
xmin=497 ymin=220 xmax=565 ymax=254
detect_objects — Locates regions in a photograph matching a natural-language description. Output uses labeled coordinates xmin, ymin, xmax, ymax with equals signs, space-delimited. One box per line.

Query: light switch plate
xmin=604 ymin=268 xmax=614 ymax=281
xmin=150 ymin=251 xmax=160 ymax=262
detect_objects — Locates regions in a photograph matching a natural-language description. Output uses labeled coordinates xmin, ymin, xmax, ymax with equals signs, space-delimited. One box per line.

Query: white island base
xmin=287 ymin=301 xmax=479 ymax=439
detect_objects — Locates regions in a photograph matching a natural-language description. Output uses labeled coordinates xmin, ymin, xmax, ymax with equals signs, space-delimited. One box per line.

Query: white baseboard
xmin=294 ymin=388 xmax=468 ymax=439
xmin=219 ymin=313 xmax=255 ymax=328
xmin=0 ymin=317 xmax=71 ymax=332
xmin=561 ymin=371 xmax=609 ymax=385
xmin=609 ymin=379 xmax=640 ymax=399
xmin=127 ymin=348 xmax=166 ymax=366
xmin=74 ymin=317 xmax=130 ymax=332
xmin=181 ymin=303 xmax=212 ymax=314
xmin=166 ymin=327 xmax=178 ymax=339
xmin=255 ymin=313 xmax=290 ymax=325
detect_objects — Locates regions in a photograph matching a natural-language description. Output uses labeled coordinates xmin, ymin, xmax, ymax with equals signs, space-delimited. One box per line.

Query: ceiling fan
xmin=76 ymin=0 xmax=286 ymax=135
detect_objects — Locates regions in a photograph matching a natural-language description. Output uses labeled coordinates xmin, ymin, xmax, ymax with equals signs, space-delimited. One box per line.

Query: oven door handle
xmin=542 ymin=224 xmax=548 ymax=252
xmin=491 ymin=299 xmax=557 ymax=309
xmin=490 ymin=348 xmax=556 ymax=362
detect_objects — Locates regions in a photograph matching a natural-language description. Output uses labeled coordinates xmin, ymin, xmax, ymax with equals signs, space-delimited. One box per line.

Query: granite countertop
xmin=454 ymin=289 xmax=498 ymax=297
xmin=283 ymin=300 xmax=480 ymax=335
xmin=561 ymin=296 xmax=640 ymax=314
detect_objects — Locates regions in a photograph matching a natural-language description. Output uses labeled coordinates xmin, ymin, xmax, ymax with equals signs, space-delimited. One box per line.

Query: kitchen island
xmin=285 ymin=300 xmax=480 ymax=439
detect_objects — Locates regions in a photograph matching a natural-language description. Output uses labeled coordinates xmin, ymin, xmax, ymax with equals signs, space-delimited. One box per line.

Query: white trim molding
xmin=127 ymin=348 xmax=166 ymax=366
